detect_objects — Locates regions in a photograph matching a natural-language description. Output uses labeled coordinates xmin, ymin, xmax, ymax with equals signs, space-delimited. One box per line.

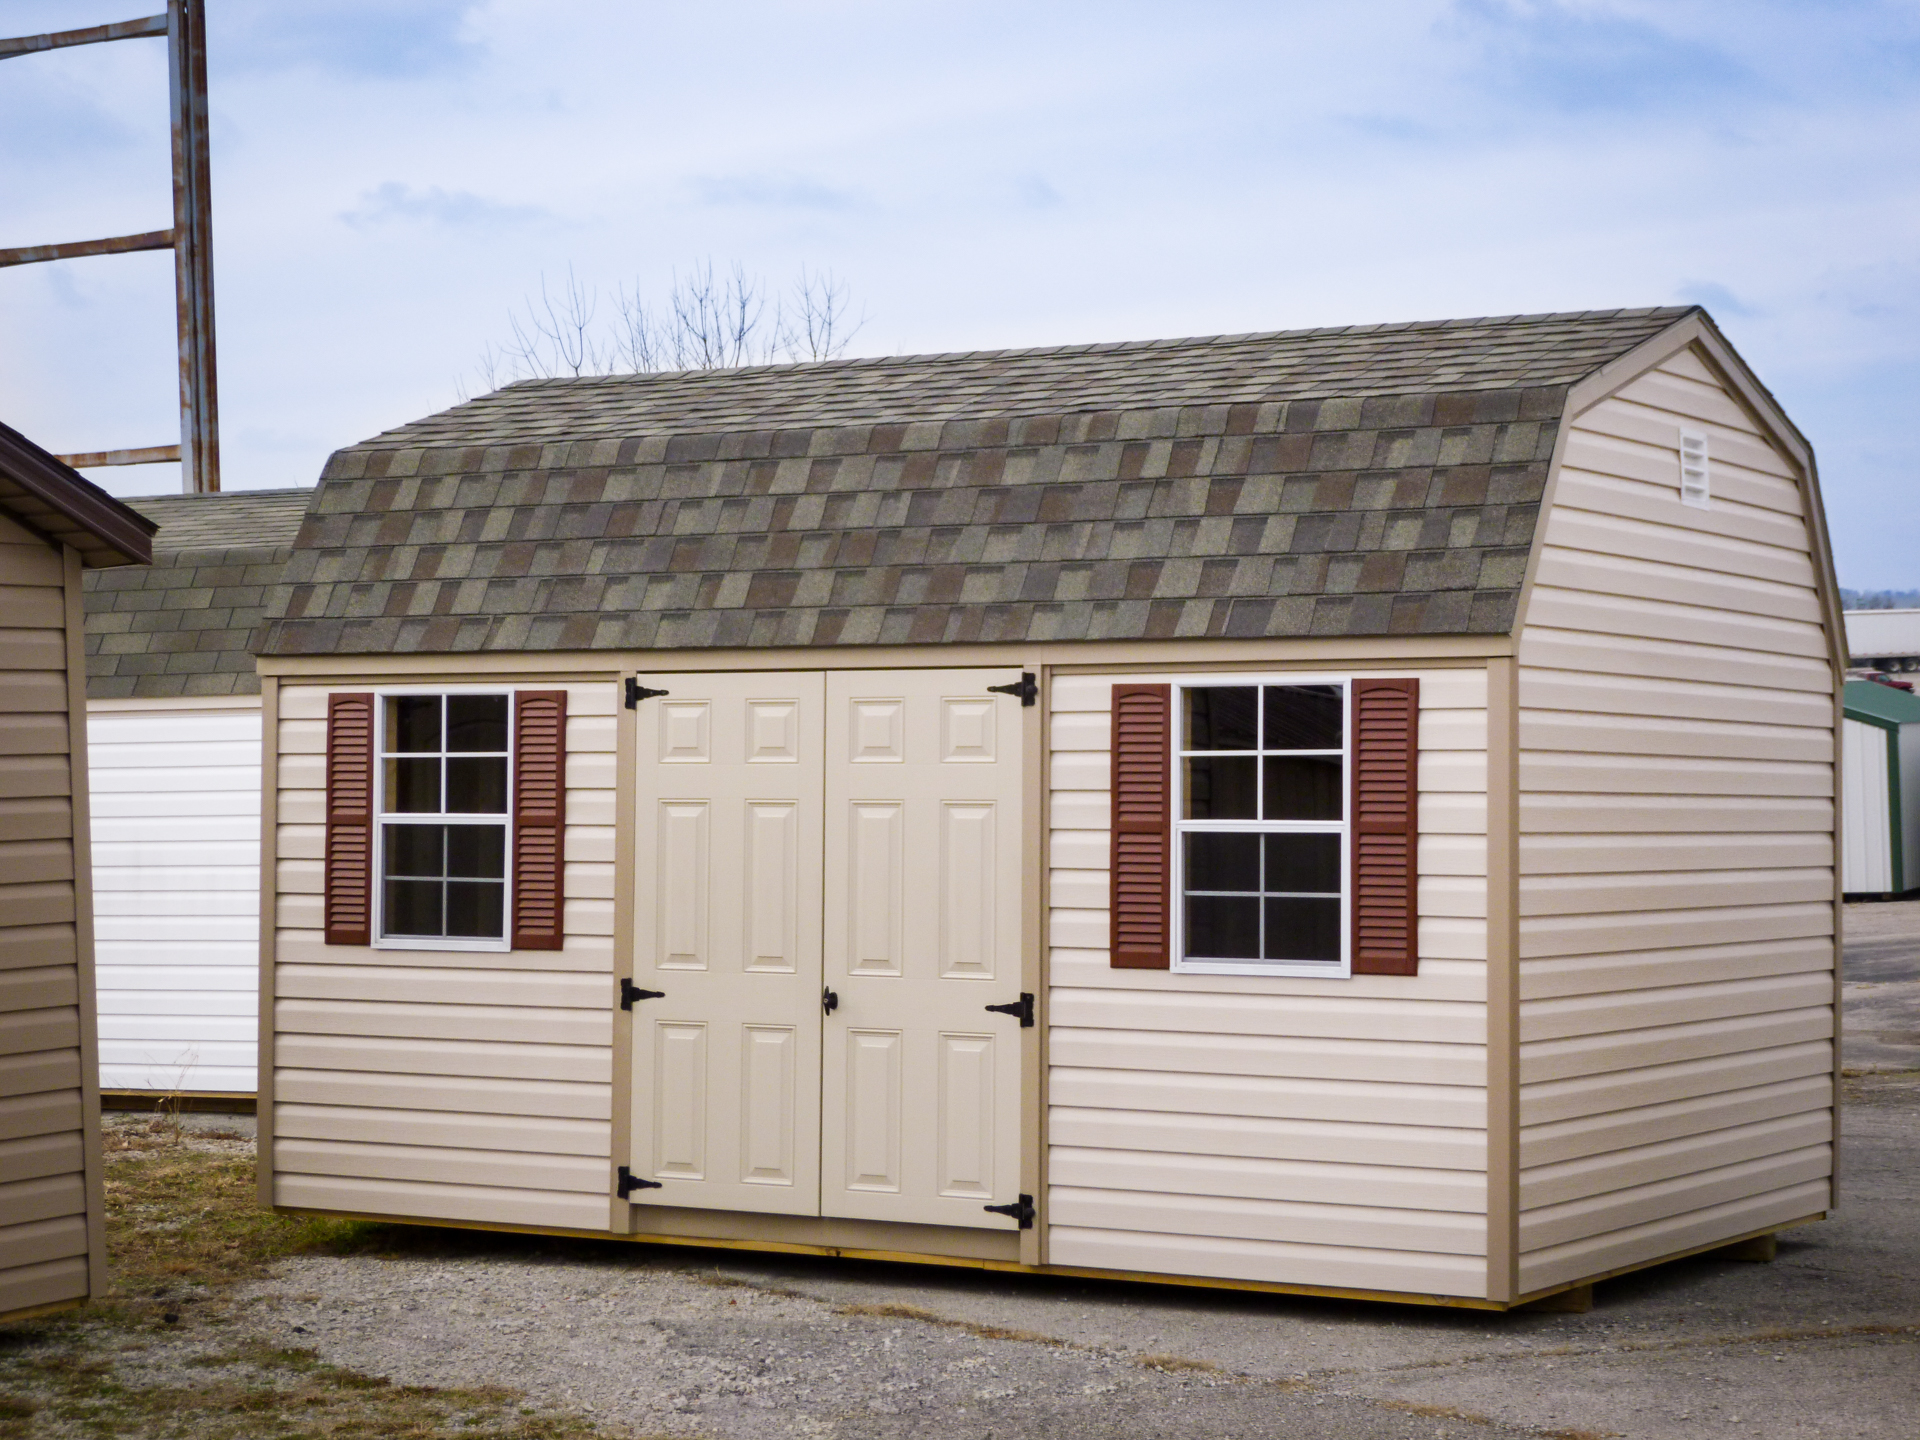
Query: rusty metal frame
xmin=0 ymin=2 xmax=219 ymax=493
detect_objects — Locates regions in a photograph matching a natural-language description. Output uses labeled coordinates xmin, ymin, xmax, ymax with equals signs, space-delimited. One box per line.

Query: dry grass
xmin=0 ymin=1124 xmax=621 ymax=1440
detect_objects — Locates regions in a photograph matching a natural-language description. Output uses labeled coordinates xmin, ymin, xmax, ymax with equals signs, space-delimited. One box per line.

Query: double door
xmin=628 ymin=668 xmax=1028 ymax=1228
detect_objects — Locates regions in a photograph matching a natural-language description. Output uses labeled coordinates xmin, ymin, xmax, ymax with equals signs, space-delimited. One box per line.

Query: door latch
xmin=620 ymin=979 xmax=665 ymax=1010
xmin=617 ymin=1165 xmax=662 ymax=1197
xmin=984 ymin=992 xmax=1034 ymax=1027
xmin=822 ymin=986 xmax=839 ymax=1016
xmin=986 ymin=672 xmax=1037 ymax=706
xmin=624 ymin=678 xmax=669 ymax=708
xmin=982 ymin=1194 xmax=1034 ymax=1228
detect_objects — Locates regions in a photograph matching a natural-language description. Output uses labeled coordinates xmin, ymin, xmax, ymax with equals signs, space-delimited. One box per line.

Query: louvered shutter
xmin=1350 ymin=677 xmax=1420 ymax=976
xmin=323 ymin=692 xmax=376 ymax=946
xmin=1109 ymin=683 xmax=1172 ymax=969
xmin=512 ymin=689 xmax=568 ymax=951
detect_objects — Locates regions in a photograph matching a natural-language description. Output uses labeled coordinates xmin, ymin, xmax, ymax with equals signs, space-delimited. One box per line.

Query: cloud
xmin=690 ymin=173 xmax=862 ymax=211
xmin=212 ymin=1 xmax=486 ymax=80
xmin=339 ymin=182 xmax=546 ymax=230
xmin=1449 ymin=0 xmax=1759 ymax=116
xmin=1677 ymin=281 xmax=1759 ymax=319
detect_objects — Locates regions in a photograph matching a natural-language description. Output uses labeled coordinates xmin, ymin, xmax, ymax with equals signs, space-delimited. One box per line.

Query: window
xmin=1172 ymin=680 xmax=1347 ymax=975
xmin=376 ymin=693 xmax=511 ymax=945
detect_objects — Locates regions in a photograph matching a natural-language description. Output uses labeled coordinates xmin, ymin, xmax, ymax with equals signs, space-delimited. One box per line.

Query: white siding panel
xmin=1841 ymin=718 xmax=1893 ymax=894
xmin=269 ymin=682 xmax=621 ymax=1234
xmin=1046 ymin=667 xmax=1489 ymax=1296
xmin=88 ymin=704 xmax=262 ymax=1093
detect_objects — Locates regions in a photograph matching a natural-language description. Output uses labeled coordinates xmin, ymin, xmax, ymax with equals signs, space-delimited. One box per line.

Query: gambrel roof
xmin=84 ymin=488 xmax=313 ymax=698
xmin=257 ymin=307 xmax=1697 ymax=657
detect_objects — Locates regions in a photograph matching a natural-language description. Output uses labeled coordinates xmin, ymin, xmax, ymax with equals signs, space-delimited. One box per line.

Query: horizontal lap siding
xmin=1047 ymin=667 xmax=1489 ymax=1297
xmin=89 ymin=705 xmax=262 ymax=1092
xmin=271 ymin=683 xmax=618 ymax=1229
xmin=1515 ymin=351 xmax=1837 ymax=1292
xmin=0 ymin=521 xmax=92 ymax=1319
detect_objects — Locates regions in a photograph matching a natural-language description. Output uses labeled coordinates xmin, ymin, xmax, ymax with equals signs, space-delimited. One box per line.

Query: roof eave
xmin=0 ymin=421 xmax=157 ymax=566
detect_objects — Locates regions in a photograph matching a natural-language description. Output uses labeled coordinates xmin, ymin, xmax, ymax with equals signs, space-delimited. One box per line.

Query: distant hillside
xmin=1841 ymin=589 xmax=1920 ymax=611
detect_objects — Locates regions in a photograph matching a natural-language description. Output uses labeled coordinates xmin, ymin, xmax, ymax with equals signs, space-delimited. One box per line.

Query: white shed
xmin=1840 ymin=677 xmax=1920 ymax=898
xmin=251 ymin=307 xmax=1844 ymax=1310
xmin=81 ymin=489 xmax=312 ymax=1099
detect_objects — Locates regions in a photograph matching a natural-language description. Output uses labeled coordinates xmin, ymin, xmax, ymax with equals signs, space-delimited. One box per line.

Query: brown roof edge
xmin=0 ymin=420 xmax=157 ymax=567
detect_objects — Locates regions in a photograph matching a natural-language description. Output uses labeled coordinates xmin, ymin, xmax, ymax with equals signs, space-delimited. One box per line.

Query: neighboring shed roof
xmin=0 ymin=421 xmax=154 ymax=568
xmin=258 ymin=307 xmax=1696 ymax=658
xmin=1845 ymin=678 xmax=1920 ymax=729
xmin=84 ymin=488 xmax=315 ymax=698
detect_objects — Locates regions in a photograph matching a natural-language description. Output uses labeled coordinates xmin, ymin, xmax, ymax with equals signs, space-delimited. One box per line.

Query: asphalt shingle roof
xmin=257 ymin=307 xmax=1694 ymax=657
xmin=85 ymin=488 xmax=315 ymax=697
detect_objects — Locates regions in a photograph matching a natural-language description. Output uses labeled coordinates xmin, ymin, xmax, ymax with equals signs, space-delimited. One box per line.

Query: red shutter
xmin=323 ymin=692 xmax=376 ymax=946
xmin=1110 ymin=683 xmax=1172 ymax=969
xmin=1350 ymin=678 xmax=1420 ymax=976
xmin=512 ymin=690 xmax=568 ymax=951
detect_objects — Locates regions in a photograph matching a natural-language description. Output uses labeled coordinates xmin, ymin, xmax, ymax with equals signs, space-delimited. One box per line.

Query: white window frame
xmin=1169 ymin=674 xmax=1351 ymax=979
xmin=371 ymin=686 xmax=515 ymax=953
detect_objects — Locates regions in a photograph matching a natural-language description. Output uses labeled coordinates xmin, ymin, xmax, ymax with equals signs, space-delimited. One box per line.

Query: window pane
xmin=446 ymin=880 xmax=504 ymax=939
xmin=1183 ymin=687 xmax=1257 ymax=751
xmin=1263 ymin=755 xmax=1341 ymax=820
xmin=1184 ymin=756 xmax=1257 ymax=819
xmin=447 ymin=695 xmax=509 ymax=753
xmin=1185 ymin=894 xmax=1259 ymax=959
xmin=387 ymin=695 xmax=440 ymax=754
xmin=446 ymin=756 xmax=508 ymax=814
xmin=1263 ymin=684 xmax=1342 ymax=750
xmin=1265 ymin=833 xmax=1341 ymax=894
xmin=1184 ymin=832 xmax=1259 ymax=892
xmin=446 ymin=824 xmax=506 ymax=880
xmin=1265 ymin=896 xmax=1340 ymax=962
xmin=384 ymin=878 xmax=443 ymax=936
xmin=386 ymin=757 xmax=441 ymax=814
xmin=383 ymin=823 xmax=444 ymax=878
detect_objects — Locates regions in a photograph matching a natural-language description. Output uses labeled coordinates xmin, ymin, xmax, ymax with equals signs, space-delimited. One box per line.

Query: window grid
xmin=1171 ymin=679 xmax=1350 ymax=977
xmin=373 ymin=691 xmax=514 ymax=949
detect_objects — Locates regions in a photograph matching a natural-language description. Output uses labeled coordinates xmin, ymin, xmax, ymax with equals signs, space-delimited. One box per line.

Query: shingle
xmin=249 ymin=309 xmax=1697 ymax=655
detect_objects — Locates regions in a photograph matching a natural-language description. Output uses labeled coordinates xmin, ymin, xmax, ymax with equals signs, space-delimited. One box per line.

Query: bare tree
xmin=468 ymin=262 xmax=863 ymax=394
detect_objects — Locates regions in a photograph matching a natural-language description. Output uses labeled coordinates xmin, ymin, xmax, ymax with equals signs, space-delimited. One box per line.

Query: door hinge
xmin=983 ymin=1194 xmax=1034 ymax=1228
xmin=620 ymin=979 xmax=665 ymax=1010
xmin=986 ymin=672 xmax=1037 ymax=706
xmin=984 ymin=992 xmax=1035 ymax=1027
xmin=617 ymin=1165 xmax=662 ymax=1197
xmin=624 ymin=678 xmax=669 ymax=708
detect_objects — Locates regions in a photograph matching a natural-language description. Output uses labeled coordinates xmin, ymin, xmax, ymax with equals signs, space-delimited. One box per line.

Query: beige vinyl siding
xmin=1046 ymin=667 xmax=1490 ymax=1297
xmin=269 ymin=682 xmax=618 ymax=1231
xmin=1515 ymin=347 xmax=1836 ymax=1293
xmin=0 ymin=514 xmax=99 ymax=1320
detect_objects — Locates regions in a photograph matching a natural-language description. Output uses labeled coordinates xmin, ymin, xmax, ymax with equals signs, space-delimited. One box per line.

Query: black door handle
xmin=822 ymin=986 xmax=839 ymax=1015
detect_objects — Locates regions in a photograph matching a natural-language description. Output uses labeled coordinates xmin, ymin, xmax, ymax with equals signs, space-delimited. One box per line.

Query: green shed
xmin=1841 ymin=678 xmax=1920 ymax=897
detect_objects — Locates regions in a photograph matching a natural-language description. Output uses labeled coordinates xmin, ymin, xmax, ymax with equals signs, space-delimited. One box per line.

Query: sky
xmin=1 ymin=0 xmax=1916 ymax=584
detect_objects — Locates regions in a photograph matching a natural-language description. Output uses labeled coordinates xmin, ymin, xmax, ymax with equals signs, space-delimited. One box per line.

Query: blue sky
xmin=2 ymin=0 xmax=1916 ymax=583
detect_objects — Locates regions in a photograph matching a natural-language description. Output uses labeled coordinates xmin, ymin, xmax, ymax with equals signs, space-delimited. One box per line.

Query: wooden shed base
xmin=102 ymin=1090 xmax=256 ymax=1114
xmin=277 ymin=1207 xmax=1826 ymax=1313
xmin=0 ymin=1297 xmax=85 ymax=1326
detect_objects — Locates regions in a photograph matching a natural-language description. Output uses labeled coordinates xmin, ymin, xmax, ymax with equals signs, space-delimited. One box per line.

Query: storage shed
xmin=252 ymin=306 xmax=1844 ymax=1309
xmin=0 ymin=422 xmax=153 ymax=1323
xmin=1840 ymin=677 xmax=1920 ymax=898
xmin=81 ymin=488 xmax=312 ymax=1099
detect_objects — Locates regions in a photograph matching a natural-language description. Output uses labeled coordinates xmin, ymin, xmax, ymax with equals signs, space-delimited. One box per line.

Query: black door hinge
xmin=983 ymin=1194 xmax=1034 ymax=1228
xmin=984 ymin=992 xmax=1035 ymax=1027
xmin=617 ymin=1165 xmax=662 ymax=1197
xmin=620 ymin=979 xmax=665 ymax=1010
xmin=624 ymin=678 xmax=669 ymax=708
xmin=986 ymin=672 xmax=1037 ymax=706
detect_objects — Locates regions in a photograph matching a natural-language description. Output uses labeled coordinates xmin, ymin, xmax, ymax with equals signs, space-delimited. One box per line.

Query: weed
xmin=1137 ymin=1353 xmax=1222 ymax=1373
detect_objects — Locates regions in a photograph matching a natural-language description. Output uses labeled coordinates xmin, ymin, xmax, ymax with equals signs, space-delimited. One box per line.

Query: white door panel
xmin=822 ymin=668 xmax=1028 ymax=1229
xmin=630 ymin=672 xmax=825 ymax=1215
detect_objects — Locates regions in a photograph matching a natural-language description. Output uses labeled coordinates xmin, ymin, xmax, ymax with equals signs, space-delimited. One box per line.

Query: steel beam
xmin=168 ymin=0 xmax=218 ymax=494
xmin=0 ymin=15 xmax=167 ymax=60
xmin=54 ymin=445 xmax=182 ymax=468
xmin=0 ymin=230 xmax=174 ymax=269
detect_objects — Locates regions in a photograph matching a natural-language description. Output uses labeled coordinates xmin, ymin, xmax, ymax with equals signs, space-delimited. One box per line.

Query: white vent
xmin=1679 ymin=428 xmax=1710 ymax=508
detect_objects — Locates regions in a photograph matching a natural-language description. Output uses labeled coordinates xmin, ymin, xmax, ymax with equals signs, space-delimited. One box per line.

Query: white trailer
xmin=1843 ymin=609 xmax=1920 ymax=672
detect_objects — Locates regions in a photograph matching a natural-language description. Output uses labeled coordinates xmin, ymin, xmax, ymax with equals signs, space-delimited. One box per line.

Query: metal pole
xmin=168 ymin=0 xmax=218 ymax=494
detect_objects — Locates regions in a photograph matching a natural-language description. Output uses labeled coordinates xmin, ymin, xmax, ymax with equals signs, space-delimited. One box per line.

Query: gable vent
xmin=1679 ymin=428 xmax=1710 ymax=508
